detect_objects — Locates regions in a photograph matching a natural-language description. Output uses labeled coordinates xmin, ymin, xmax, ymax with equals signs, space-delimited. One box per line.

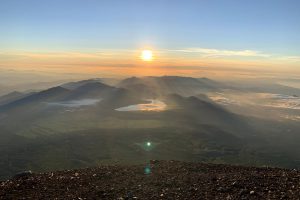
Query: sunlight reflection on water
xmin=115 ymin=99 xmax=166 ymax=111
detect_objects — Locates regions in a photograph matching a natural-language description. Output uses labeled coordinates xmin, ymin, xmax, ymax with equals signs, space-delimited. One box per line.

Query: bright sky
xmin=0 ymin=0 xmax=299 ymax=77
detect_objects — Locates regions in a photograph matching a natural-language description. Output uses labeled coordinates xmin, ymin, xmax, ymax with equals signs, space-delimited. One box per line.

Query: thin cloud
xmin=0 ymin=49 xmax=137 ymax=59
xmin=171 ymin=48 xmax=270 ymax=58
xmin=275 ymin=56 xmax=300 ymax=62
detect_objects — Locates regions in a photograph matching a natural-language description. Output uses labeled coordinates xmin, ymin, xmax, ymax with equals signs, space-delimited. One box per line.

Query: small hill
xmin=0 ymin=87 xmax=70 ymax=112
xmin=0 ymin=81 xmax=117 ymax=112
xmin=164 ymin=94 xmax=251 ymax=137
xmin=65 ymin=82 xmax=116 ymax=100
xmin=118 ymin=76 xmax=221 ymax=97
xmin=61 ymin=79 xmax=103 ymax=90
xmin=0 ymin=91 xmax=25 ymax=106
xmin=1 ymin=160 xmax=299 ymax=199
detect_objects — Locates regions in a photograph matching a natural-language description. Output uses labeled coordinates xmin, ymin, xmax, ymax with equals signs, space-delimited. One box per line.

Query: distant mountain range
xmin=117 ymin=76 xmax=222 ymax=97
xmin=0 ymin=76 xmax=299 ymax=180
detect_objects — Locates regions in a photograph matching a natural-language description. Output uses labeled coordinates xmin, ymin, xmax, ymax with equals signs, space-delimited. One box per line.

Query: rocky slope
xmin=0 ymin=160 xmax=299 ymax=200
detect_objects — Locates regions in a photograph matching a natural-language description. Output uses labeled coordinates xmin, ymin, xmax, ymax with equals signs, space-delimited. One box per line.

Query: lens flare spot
xmin=144 ymin=166 xmax=151 ymax=174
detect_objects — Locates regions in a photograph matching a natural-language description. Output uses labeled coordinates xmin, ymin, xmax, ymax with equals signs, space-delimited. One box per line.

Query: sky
xmin=0 ymin=0 xmax=299 ymax=79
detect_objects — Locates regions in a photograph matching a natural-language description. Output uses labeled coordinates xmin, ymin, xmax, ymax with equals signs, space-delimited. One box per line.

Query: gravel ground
xmin=0 ymin=160 xmax=299 ymax=200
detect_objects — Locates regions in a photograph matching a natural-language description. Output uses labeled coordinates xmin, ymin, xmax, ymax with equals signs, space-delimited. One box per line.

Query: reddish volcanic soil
xmin=1 ymin=160 xmax=300 ymax=200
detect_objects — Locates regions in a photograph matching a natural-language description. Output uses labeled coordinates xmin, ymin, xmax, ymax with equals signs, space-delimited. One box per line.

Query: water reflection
xmin=47 ymin=99 xmax=101 ymax=108
xmin=115 ymin=99 xmax=166 ymax=111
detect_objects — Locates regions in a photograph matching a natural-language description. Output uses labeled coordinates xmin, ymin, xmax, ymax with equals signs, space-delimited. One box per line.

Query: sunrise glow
xmin=141 ymin=50 xmax=153 ymax=61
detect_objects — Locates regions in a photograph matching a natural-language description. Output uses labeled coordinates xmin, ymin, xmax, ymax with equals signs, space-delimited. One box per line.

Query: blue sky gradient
xmin=1 ymin=0 xmax=299 ymax=55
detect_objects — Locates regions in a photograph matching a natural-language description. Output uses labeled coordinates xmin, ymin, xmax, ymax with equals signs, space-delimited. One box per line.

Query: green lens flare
xmin=144 ymin=166 xmax=151 ymax=174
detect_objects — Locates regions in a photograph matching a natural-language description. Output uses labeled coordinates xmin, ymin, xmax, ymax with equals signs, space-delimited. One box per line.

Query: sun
xmin=141 ymin=50 xmax=153 ymax=61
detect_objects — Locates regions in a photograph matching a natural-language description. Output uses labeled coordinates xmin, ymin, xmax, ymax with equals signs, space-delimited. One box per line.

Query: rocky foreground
xmin=0 ymin=160 xmax=300 ymax=200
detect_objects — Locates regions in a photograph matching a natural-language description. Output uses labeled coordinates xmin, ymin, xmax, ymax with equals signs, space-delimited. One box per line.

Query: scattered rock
xmin=12 ymin=171 xmax=33 ymax=179
xmin=0 ymin=161 xmax=299 ymax=200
